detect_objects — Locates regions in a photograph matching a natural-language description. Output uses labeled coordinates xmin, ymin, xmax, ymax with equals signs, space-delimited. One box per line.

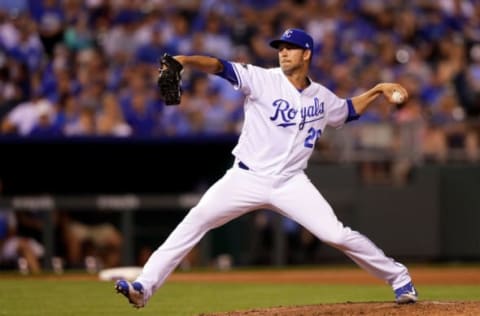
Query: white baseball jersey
xmin=134 ymin=60 xmax=413 ymax=306
xmin=230 ymin=63 xmax=348 ymax=176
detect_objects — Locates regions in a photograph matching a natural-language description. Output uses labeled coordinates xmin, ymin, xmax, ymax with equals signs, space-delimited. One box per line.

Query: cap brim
xmin=269 ymin=39 xmax=305 ymax=49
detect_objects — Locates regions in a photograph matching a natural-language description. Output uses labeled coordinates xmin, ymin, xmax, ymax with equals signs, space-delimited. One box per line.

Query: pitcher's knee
xmin=322 ymin=229 xmax=350 ymax=248
xmin=183 ymin=206 xmax=219 ymax=230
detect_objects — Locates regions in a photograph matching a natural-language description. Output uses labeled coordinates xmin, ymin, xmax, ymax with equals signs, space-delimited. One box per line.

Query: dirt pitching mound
xmin=200 ymin=301 xmax=480 ymax=316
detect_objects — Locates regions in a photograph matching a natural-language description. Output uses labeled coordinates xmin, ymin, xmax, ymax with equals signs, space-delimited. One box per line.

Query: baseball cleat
xmin=115 ymin=279 xmax=146 ymax=308
xmin=394 ymin=281 xmax=418 ymax=304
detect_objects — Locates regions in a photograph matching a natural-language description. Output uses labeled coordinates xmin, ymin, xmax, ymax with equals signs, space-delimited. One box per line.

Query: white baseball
xmin=392 ymin=90 xmax=405 ymax=104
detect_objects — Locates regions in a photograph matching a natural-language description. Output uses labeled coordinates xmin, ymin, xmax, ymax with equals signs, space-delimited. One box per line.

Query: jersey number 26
xmin=304 ymin=127 xmax=322 ymax=148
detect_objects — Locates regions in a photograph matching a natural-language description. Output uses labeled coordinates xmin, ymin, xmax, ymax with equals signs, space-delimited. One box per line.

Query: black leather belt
xmin=238 ymin=161 xmax=249 ymax=170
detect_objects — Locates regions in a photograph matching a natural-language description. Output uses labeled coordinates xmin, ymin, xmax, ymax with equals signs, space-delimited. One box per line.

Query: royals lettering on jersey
xmin=222 ymin=61 xmax=351 ymax=176
xmin=270 ymin=97 xmax=325 ymax=130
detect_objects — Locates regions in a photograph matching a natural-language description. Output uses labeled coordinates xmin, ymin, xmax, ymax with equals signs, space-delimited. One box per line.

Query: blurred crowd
xmin=3 ymin=0 xmax=480 ymax=273
xmin=0 ymin=0 xmax=479 ymax=157
xmin=0 ymin=174 xmax=123 ymax=273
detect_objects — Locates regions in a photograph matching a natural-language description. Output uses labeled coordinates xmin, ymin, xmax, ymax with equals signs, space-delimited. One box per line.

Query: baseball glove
xmin=157 ymin=53 xmax=183 ymax=106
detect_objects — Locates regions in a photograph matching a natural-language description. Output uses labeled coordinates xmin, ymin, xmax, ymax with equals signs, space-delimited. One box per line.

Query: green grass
xmin=0 ymin=276 xmax=479 ymax=315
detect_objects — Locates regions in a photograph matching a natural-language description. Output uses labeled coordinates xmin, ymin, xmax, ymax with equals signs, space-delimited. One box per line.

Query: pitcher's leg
xmin=330 ymin=226 xmax=411 ymax=289
xmin=272 ymin=173 xmax=412 ymax=289
xmin=136 ymin=206 xmax=219 ymax=301
xmin=135 ymin=169 xmax=264 ymax=303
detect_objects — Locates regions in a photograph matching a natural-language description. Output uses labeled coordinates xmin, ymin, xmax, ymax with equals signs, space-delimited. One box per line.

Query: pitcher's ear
xmin=303 ymin=49 xmax=312 ymax=61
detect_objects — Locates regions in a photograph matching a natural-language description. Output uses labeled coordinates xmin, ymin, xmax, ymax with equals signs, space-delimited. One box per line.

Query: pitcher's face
xmin=277 ymin=43 xmax=310 ymax=75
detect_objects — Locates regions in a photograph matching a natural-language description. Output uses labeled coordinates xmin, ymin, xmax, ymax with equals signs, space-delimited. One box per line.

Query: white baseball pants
xmin=135 ymin=164 xmax=412 ymax=302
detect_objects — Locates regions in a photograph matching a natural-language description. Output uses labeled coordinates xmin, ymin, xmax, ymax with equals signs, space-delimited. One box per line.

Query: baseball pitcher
xmin=116 ymin=28 xmax=418 ymax=308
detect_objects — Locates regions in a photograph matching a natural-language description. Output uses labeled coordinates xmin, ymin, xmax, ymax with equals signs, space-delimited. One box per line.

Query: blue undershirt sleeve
xmin=215 ymin=59 xmax=239 ymax=86
xmin=345 ymin=99 xmax=360 ymax=122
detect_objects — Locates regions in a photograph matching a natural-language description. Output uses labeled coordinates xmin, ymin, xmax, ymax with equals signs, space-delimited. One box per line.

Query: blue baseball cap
xmin=269 ymin=28 xmax=314 ymax=50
